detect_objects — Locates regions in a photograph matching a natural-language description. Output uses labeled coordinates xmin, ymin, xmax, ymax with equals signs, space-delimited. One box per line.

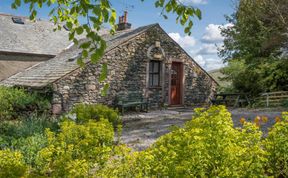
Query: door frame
xmin=168 ymin=61 xmax=184 ymax=106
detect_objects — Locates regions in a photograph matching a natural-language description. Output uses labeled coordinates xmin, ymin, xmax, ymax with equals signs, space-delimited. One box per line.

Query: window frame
xmin=149 ymin=60 xmax=161 ymax=87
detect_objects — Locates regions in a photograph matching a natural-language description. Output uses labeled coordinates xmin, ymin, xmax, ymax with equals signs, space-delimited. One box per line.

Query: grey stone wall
xmin=51 ymin=25 xmax=217 ymax=114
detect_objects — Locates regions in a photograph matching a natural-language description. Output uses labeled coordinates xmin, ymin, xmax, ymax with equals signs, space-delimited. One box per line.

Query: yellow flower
xmin=275 ymin=116 xmax=281 ymax=123
xmin=254 ymin=116 xmax=261 ymax=127
xmin=254 ymin=116 xmax=261 ymax=123
xmin=239 ymin=117 xmax=246 ymax=124
xmin=262 ymin=116 xmax=268 ymax=123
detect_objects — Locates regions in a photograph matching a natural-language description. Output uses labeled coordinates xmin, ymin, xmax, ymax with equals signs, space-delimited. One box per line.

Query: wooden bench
xmin=116 ymin=91 xmax=149 ymax=114
xmin=211 ymin=93 xmax=250 ymax=107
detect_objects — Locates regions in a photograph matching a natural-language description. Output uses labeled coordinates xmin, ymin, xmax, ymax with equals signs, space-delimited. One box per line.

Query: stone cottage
xmin=1 ymin=15 xmax=218 ymax=114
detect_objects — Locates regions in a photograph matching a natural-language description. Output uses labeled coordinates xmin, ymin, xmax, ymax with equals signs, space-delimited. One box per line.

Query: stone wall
xmin=51 ymin=25 xmax=217 ymax=114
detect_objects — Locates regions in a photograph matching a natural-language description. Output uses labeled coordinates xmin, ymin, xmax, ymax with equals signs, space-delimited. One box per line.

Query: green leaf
xmin=184 ymin=27 xmax=190 ymax=34
xmin=66 ymin=21 xmax=73 ymax=29
xmin=165 ymin=3 xmax=172 ymax=13
xmin=48 ymin=8 xmax=55 ymax=16
xmin=15 ymin=0 xmax=21 ymax=7
xmin=11 ymin=3 xmax=17 ymax=9
xmin=101 ymin=83 xmax=109 ymax=96
xmin=102 ymin=8 xmax=109 ymax=22
xmin=82 ymin=49 xmax=88 ymax=58
xmin=155 ymin=1 xmax=160 ymax=8
xmin=91 ymin=52 xmax=101 ymax=63
xmin=99 ymin=63 xmax=108 ymax=82
xmin=77 ymin=58 xmax=85 ymax=68
xmin=70 ymin=6 xmax=76 ymax=15
xmin=76 ymin=27 xmax=84 ymax=35
xmin=195 ymin=9 xmax=202 ymax=20
xmin=30 ymin=10 xmax=37 ymax=21
xmin=69 ymin=31 xmax=75 ymax=41
xmin=80 ymin=41 xmax=91 ymax=49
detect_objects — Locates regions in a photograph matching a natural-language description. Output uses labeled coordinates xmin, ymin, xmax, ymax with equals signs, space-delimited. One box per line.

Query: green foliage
xmin=34 ymin=119 xmax=115 ymax=177
xmin=0 ymin=115 xmax=58 ymax=143
xmin=282 ymin=100 xmax=288 ymax=108
xmin=0 ymin=149 xmax=27 ymax=178
xmin=71 ymin=103 xmax=121 ymax=127
xmin=2 ymin=104 xmax=288 ymax=177
xmin=12 ymin=134 xmax=48 ymax=166
xmin=0 ymin=86 xmax=51 ymax=120
xmin=265 ymin=112 xmax=288 ymax=177
xmin=96 ymin=106 xmax=267 ymax=177
xmin=0 ymin=116 xmax=58 ymax=166
xmin=219 ymin=0 xmax=288 ymax=95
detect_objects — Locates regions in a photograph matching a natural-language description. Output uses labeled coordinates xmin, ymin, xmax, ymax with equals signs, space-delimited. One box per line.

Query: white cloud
xmin=168 ymin=32 xmax=196 ymax=48
xmin=179 ymin=0 xmax=207 ymax=5
xmin=196 ymin=44 xmax=218 ymax=55
xmin=201 ymin=23 xmax=233 ymax=43
xmin=194 ymin=55 xmax=206 ymax=67
xmin=193 ymin=55 xmax=225 ymax=71
xmin=204 ymin=58 xmax=225 ymax=71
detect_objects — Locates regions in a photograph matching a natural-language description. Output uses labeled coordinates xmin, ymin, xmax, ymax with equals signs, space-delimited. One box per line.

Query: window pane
xmin=149 ymin=74 xmax=153 ymax=86
xmin=153 ymin=62 xmax=159 ymax=73
xmin=149 ymin=62 xmax=153 ymax=72
xmin=153 ymin=74 xmax=159 ymax=86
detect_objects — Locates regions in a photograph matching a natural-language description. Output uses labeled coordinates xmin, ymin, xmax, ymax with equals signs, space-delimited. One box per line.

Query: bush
xmin=0 ymin=86 xmax=51 ymax=120
xmin=0 ymin=116 xmax=58 ymax=166
xmin=2 ymin=104 xmax=288 ymax=177
xmin=0 ymin=115 xmax=58 ymax=146
xmin=34 ymin=119 xmax=115 ymax=177
xmin=265 ymin=112 xmax=288 ymax=177
xmin=97 ymin=106 xmax=267 ymax=177
xmin=12 ymin=134 xmax=48 ymax=166
xmin=71 ymin=104 xmax=121 ymax=127
xmin=0 ymin=149 xmax=27 ymax=178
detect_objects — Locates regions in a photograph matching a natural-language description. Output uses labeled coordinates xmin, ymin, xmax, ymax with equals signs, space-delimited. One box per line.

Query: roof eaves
xmin=0 ymin=50 xmax=56 ymax=59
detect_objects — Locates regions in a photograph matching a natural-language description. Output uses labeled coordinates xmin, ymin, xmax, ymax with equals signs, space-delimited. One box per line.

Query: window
xmin=149 ymin=61 xmax=161 ymax=87
xmin=12 ymin=17 xmax=24 ymax=24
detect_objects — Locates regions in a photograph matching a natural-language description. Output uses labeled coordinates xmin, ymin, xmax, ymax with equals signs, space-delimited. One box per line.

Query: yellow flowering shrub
xmin=34 ymin=119 xmax=115 ymax=177
xmin=1 ymin=105 xmax=288 ymax=177
xmin=265 ymin=112 xmax=288 ymax=177
xmin=0 ymin=149 xmax=27 ymax=178
xmin=96 ymin=106 xmax=267 ymax=177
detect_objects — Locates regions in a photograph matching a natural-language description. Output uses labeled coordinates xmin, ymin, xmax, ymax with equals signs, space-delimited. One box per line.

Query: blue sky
xmin=0 ymin=0 xmax=235 ymax=71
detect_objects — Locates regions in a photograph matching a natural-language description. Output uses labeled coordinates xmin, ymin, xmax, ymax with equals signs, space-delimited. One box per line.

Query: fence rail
xmin=257 ymin=91 xmax=288 ymax=107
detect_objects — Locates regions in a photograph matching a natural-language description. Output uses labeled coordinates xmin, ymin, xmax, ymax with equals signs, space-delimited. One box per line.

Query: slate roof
xmin=0 ymin=13 xmax=76 ymax=55
xmin=0 ymin=24 xmax=158 ymax=88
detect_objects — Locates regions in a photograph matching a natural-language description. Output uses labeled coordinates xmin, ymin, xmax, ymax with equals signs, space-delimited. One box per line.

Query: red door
xmin=170 ymin=62 xmax=182 ymax=105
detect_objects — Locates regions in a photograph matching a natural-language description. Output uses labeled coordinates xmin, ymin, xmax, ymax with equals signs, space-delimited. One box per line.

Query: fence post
xmin=266 ymin=93 xmax=269 ymax=107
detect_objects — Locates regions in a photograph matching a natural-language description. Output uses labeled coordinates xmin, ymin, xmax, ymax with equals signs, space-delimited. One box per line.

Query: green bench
xmin=116 ymin=91 xmax=149 ymax=114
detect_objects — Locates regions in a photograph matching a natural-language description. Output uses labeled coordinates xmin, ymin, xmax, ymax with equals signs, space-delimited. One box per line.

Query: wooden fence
xmin=257 ymin=91 xmax=288 ymax=107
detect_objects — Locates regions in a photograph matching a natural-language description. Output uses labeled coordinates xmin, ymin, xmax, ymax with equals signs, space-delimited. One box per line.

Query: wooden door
xmin=170 ymin=62 xmax=182 ymax=105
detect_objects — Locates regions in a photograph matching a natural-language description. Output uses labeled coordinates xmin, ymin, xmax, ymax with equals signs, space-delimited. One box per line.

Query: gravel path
xmin=120 ymin=108 xmax=285 ymax=150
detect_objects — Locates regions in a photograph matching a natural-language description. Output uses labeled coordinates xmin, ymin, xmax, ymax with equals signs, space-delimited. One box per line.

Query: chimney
xmin=116 ymin=11 xmax=131 ymax=31
xmin=124 ymin=11 xmax=128 ymax=23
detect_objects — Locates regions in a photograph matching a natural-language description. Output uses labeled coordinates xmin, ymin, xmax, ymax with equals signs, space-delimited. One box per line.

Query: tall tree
xmin=219 ymin=0 xmax=288 ymax=95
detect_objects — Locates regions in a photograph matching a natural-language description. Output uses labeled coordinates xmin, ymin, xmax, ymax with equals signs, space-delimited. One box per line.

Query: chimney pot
xmin=116 ymin=11 xmax=131 ymax=31
xmin=119 ymin=16 xmax=122 ymax=24
xmin=124 ymin=11 xmax=128 ymax=23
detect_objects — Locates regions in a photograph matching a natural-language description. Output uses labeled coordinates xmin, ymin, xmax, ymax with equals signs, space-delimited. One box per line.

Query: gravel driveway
xmin=120 ymin=107 xmax=285 ymax=150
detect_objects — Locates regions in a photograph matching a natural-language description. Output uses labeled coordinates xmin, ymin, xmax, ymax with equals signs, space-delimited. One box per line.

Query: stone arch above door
xmin=147 ymin=41 xmax=166 ymax=61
